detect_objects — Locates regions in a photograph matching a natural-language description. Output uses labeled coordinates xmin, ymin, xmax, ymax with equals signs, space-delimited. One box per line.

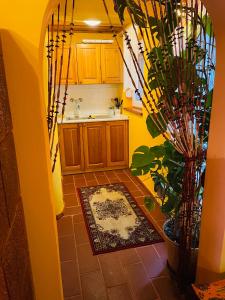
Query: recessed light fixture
xmin=82 ymin=39 xmax=113 ymax=44
xmin=84 ymin=19 xmax=102 ymax=27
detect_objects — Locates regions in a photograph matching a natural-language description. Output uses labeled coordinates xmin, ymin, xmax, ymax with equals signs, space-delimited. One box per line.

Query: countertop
xmin=58 ymin=114 xmax=129 ymax=124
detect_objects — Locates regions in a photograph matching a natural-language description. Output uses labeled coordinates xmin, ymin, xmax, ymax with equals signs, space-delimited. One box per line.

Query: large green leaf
xmin=149 ymin=145 xmax=165 ymax=158
xmin=113 ymin=0 xmax=126 ymax=22
xmin=161 ymin=193 xmax=177 ymax=214
xmin=132 ymin=146 xmax=154 ymax=168
xmin=130 ymin=145 xmax=157 ymax=176
xmin=149 ymin=160 xmax=162 ymax=171
xmin=167 ymin=167 xmax=183 ymax=193
xmin=146 ymin=113 xmax=167 ymax=138
xmin=130 ymin=163 xmax=151 ymax=176
xmin=144 ymin=196 xmax=156 ymax=212
xmin=127 ymin=0 xmax=147 ymax=27
xmin=149 ymin=79 xmax=159 ymax=90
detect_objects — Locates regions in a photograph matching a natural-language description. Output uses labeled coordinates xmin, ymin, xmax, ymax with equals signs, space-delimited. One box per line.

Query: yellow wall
xmin=43 ymin=33 xmax=64 ymax=216
xmin=197 ymin=0 xmax=225 ymax=282
xmin=123 ymin=96 xmax=164 ymax=196
xmin=0 ymin=0 xmax=225 ymax=294
xmin=0 ymin=0 xmax=64 ymax=299
xmin=52 ymin=139 xmax=65 ymax=214
xmin=122 ymin=23 xmax=164 ymax=196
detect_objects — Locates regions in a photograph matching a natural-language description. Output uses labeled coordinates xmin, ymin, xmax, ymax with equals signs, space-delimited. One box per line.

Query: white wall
xmin=61 ymin=83 xmax=122 ymax=116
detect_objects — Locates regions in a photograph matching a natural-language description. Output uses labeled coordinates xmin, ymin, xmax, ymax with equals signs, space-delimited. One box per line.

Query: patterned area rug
xmin=78 ymin=183 xmax=163 ymax=255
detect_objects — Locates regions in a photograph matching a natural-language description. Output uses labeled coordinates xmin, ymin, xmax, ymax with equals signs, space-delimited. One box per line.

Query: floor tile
xmin=73 ymin=174 xmax=85 ymax=179
xmin=155 ymin=219 xmax=165 ymax=231
xmin=96 ymin=175 xmax=109 ymax=184
xmin=105 ymin=173 xmax=118 ymax=180
xmin=74 ymin=178 xmax=86 ymax=187
xmin=107 ymin=284 xmax=133 ymax=300
xmin=61 ymin=261 xmax=81 ymax=297
xmin=64 ymin=206 xmax=82 ymax=216
xmin=74 ymin=222 xmax=89 ymax=245
xmin=77 ymin=243 xmax=100 ymax=274
xmin=153 ymin=277 xmax=182 ymax=300
xmin=117 ymin=173 xmax=131 ymax=182
xmin=80 ymin=271 xmax=107 ymax=300
xmin=85 ymin=179 xmax=98 ymax=186
xmin=118 ymin=248 xmax=140 ymax=266
xmin=135 ymin=196 xmax=145 ymax=205
xmin=84 ymin=173 xmax=96 ymax=180
xmin=63 ymin=183 xmax=76 ymax=195
xmin=65 ymin=296 xmax=82 ymax=300
xmin=94 ymin=171 xmax=106 ymax=177
xmin=64 ymin=194 xmax=78 ymax=207
xmin=59 ymin=169 xmax=181 ymax=300
xmin=137 ymin=245 xmax=166 ymax=278
xmin=59 ymin=235 xmax=76 ymax=261
xmin=57 ymin=216 xmax=73 ymax=237
xmin=73 ymin=214 xmax=84 ymax=224
xmin=63 ymin=175 xmax=74 ymax=184
xmin=124 ymin=181 xmax=139 ymax=191
xmin=105 ymin=170 xmax=116 ymax=176
xmin=99 ymin=252 xmax=126 ymax=287
xmin=154 ymin=242 xmax=168 ymax=263
xmin=114 ymin=169 xmax=125 ymax=175
xmin=131 ymin=189 xmax=144 ymax=197
xmin=108 ymin=177 xmax=120 ymax=183
xmin=124 ymin=262 xmax=158 ymax=300
xmin=148 ymin=205 xmax=166 ymax=222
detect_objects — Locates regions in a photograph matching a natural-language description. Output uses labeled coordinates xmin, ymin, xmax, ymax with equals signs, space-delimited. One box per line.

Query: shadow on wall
xmin=0 ymin=29 xmax=63 ymax=300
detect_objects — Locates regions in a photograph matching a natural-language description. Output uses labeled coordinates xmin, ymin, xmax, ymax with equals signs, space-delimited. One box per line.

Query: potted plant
xmin=112 ymin=97 xmax=123 ymax=115
xmin=130 ymin=139 xmax=206 ymax=278
xmin=111 ymin=0 xmax=215 ymax=286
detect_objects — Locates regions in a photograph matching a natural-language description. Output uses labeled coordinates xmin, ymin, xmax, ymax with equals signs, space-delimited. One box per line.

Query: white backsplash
xmin=61 ymin=84 xmax=122 ymax=116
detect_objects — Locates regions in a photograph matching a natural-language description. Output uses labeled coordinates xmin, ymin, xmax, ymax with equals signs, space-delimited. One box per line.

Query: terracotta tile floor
xmin=57 ymin=169 xmax=182 ymax=300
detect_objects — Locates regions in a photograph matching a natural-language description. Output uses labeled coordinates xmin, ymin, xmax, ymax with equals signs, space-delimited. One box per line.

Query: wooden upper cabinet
xmin=57 ymin=47 xmax=77 ymax=84
xmin=106 ymin=120 xmax=129 ymax=167
xmin=76 ymin=44 xmax=101 ymax=84
xmin=59 ymin=124 xmax=84 ymax=173
xmin=83 ymin=122 xmax=107 ymax=170
xmin=101 ymin=44 xmax=123 ymax=84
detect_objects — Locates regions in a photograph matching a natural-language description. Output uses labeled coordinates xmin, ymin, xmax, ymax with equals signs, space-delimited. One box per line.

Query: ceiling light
xmin=82 ymin=39 xmax=113 ymax=44
xmin=84 ymin=19 xmax=102 ymax=27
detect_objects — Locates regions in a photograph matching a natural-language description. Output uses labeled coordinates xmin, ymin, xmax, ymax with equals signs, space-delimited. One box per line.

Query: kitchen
xmin=47 ymin=0 xmax=168 ymax=299
xmin=58 ymin=35 xmax=129 ymax=175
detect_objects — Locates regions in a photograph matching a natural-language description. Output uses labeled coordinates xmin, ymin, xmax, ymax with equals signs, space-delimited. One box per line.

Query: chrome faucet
xmin=70 ymin=97 xmax=83 ymax=118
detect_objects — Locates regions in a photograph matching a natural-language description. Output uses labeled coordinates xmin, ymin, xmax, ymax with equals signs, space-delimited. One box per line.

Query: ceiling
xmin=56 ymin=0 xmax=124 ymax=26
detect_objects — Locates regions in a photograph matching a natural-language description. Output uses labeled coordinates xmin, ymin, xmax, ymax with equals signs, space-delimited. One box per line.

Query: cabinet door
xmin=101 ymin=44 xmax=123 ymax=84
xmin=76 ymin=44 xmax=101 ymax=84
xmin=59 ymin=124 xmax=84 ymax=174
xmin=106 ymin=121 xmax=129 ymax=167
xmin=56 ymin=47 xmax=77 ymax=84
xmin=83 ymin=122 xmax=107 ymax=170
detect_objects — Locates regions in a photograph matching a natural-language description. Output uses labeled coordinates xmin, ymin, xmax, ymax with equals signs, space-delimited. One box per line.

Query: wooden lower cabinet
xmin=59 ymin=124 xmax=84 ymax=173
xmin=106 ymin=121 xmax=128 ymax=167
xmin=83 ymin=122 xmax=107 ymax=170
xmin=59 ymin=120 xmax=129 ymax=174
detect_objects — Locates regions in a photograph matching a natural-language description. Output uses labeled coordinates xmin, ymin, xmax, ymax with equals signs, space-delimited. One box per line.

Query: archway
xmin=0 ymin=0 xmax=64 ymax=299
xmin=197 ymin=0 xmax=225 ymax=282
xmin=0 ymin=0 xmax=224 ymax=298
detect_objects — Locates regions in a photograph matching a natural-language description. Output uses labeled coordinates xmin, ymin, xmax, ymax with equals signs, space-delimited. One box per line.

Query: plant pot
xmin=163 ymin=219 xmax=198 ymax=277
xmin=108 ymin=109 xmax=114 ymax=116
xmin=114 ymin=108 xmax=121 ymax=116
